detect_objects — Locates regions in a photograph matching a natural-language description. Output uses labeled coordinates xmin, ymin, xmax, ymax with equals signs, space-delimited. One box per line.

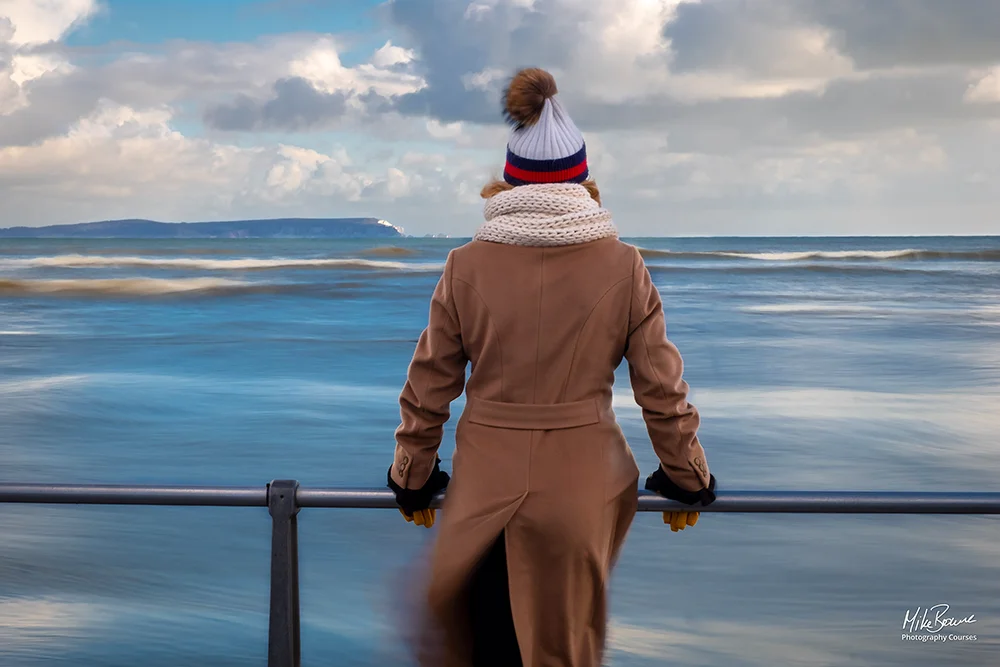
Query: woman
xmin=387 ymin=67 xmax=717 ymax=667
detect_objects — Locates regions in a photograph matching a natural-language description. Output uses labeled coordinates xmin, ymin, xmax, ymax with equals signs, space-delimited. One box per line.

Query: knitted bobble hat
xmin=502 ymin=68 xmax=588 ymax=186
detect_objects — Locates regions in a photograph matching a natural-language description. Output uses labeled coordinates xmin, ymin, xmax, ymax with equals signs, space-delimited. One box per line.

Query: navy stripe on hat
xmin=504 ymin=145 xmax=589 ymax=185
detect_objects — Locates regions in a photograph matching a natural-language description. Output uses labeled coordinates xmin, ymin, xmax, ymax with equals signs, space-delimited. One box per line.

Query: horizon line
xmin=2 ymin=233 xmax=999 ymax=239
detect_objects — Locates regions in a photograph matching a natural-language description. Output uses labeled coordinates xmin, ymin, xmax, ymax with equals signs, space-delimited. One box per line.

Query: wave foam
xmin=360 ymin=246 xmax=418 ymax=257
xmin=739 ymin=303 xmax=883 ymax=315
xmin=638 ymin=248 xmax=1000 ymax=262
xmin=740 ymin=303 xmax=1000 ymax=320
xmin=0 ymin=597 xmax=110 ymax=633
xmin=0 ymin=277 xmax=255 ymax=296
xmin=9 ymin=254 xmax=443 ymax=271
xmin=0 ymin=375 xmax=90 ymax=394
xmin=613 ymin=387 xmax=1000 ymax=432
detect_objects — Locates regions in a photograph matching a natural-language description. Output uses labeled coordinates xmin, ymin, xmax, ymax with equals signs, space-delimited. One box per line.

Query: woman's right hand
xmin=399 ymin=507 xmax=438 ymax=528
xmin=387 ymin=457 xmax=451 ymax=529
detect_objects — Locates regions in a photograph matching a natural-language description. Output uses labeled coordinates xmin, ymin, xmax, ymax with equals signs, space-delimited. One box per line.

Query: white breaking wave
xmin=739 ymin=303 xmax=884 ymax=315
xmin=0 ymin=277 xmax=252 ymax=296
xmin=0 ymin=375 xmax=90 ymax=394
xmin=0 ymin=597 xmax=111 ymax=634
xmin=715 ymin=250 xmax=919 ymax=261
xmin=612 ymin=387 xmax=1000 ymax=436
xmin=740 ymin=302 xmax=1000 ymax=319
xmin=7 ymin=254 xmax=445 ymax=271
xmin=637 ymin=247 xmax=1000 ymax=261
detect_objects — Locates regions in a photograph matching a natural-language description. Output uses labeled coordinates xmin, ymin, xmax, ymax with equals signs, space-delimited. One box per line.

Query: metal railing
xmin=2 ymin=482 xmax=999 ymax=667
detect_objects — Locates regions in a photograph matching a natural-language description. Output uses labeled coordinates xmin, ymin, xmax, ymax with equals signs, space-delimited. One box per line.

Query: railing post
xmin=267 ymin=480 xmax=301 ymax=667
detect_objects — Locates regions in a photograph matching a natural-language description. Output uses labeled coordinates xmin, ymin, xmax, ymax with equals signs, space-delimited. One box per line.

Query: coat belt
xmin=464 ymin=396 xmax=609 ymax=431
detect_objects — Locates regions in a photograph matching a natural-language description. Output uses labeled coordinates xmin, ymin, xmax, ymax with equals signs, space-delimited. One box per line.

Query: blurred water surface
xmin=2 ymin=236 xmax=999 ymax=666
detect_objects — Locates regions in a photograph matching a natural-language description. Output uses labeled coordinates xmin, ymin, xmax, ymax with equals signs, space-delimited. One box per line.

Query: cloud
xmin=1 ymin=0 xmax=1000 ymax=234
xmin=0 ymin=0 xmax=100 ymax=46
xmin=204 ymin=77 xmax=350 ymax=131
xmin=0 ymin=98 xmax=495 ymax=228
xmin=796 ymin=0 xmax=1000 ymax=69
xmin=666 ymin=0 xmax=1000 ymax=75
xmin=286 ymin=37 xmax=425 ymax=97
xmin=0 ymin=0 xmax=97 ymax=115
xmin=382 ymin=0 xmax=1000 ymax=135
xmin=664 ymin=2 xmax=851 ymax=80
xmin=1 ymin=102 xmax=339 ymax=216
xmin=1 ymin=34 xmax=302 ymax=144
xmin=2 ymin=31 xmax=426 ymax=144
xmin=966 ymin=66 xmax=1000 ymax=104
xmin=201 ymin=37 xmax=428 ymax=132
xmin=370 ymin=40 xmax=417 ymax=69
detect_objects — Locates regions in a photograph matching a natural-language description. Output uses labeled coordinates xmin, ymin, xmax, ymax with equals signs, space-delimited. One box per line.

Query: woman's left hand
xmin=662 ymin=511 xmax=699 ymax=532
xmin=645 ymin=467 xmax=716 ymax=533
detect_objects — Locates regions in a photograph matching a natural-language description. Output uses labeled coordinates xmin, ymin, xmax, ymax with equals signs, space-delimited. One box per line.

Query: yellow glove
xmin=663 ymin=511 xmax=699 ymax=532
xmin=399 ymin=507 xmax=437 ymax=528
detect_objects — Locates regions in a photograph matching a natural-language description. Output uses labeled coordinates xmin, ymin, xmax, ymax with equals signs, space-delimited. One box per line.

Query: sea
xmin=1 ymin=236 xmax=999 ymax=667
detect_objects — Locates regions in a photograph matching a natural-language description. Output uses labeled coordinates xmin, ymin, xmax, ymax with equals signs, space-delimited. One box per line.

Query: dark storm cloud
xmin=664 ymin=1 xmax=808 ymax=76
xmin=515 ymin=67 xmax=1000 ymax=156
xmin=381 ymin=0 xmax=500 ymax=124
xmin=372 ymin=0 xmax=1000 ymax=151
xmin=0 ymin=66 xmax=104 ymax=146
xmin=802 ymin=0 xmax=1000 ymax=69
xmin=383 ymin=0 xmax=581 ymax=125
xmin=204 ymin=77 xmax=348 ymax=131
xmin=655 ymin=71 xmax=1000 ymax=154
xmin=665 ymin=0 xmax=1000 ymax=73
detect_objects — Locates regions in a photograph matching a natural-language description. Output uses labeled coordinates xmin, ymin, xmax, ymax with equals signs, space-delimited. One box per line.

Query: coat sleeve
xmin=624 ymin=247 xmax=712 ymax=492
xmin=390 ymin=249 xmax=468 ymax=490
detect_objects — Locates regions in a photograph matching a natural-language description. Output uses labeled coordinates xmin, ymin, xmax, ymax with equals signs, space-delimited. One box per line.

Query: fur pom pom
xmin=502 ymin=67 xmax=558 ymax=128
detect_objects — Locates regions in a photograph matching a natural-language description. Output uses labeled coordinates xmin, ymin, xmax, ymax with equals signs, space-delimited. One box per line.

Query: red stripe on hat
xmin=504 ymin=159 xmax=588 ymax=184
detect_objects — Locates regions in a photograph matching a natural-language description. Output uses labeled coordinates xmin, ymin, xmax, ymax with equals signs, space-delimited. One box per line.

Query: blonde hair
xmin=480 ymin=178 xmax=601 ymax=206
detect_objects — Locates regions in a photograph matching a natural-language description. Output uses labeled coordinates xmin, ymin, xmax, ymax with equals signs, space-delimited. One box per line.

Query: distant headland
xmin=0 ymin=218 xmax=405 ymax=239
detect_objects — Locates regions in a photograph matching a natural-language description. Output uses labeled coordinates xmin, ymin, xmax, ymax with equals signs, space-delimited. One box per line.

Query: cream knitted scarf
xmin=474 ymin=183 xmax=618 ymax=247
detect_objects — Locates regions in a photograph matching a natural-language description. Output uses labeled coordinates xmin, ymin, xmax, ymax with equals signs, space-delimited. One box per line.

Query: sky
xmin=1 ymin=0 xmax=999 ymax=237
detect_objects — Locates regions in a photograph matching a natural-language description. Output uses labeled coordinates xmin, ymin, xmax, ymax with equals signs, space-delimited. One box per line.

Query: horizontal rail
xmin=2 ymin=483 xmax=1000 ymax=513
xmin=0 ymin=483 xmax=266 ymax=506
xmin=2 ymin=480 xmax=998 ymax=667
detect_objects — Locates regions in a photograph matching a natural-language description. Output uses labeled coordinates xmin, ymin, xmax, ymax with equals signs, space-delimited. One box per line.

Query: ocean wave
xmin=643 ymin=262 xmax=984 ymax=277
xmin=0 ymin=245 xmax=250 ymax=256
xmin=971 ymin=305 xmax=1000 ymax=323
xmin=739 ymin=302 xmax=1000 ymax=320
xmin=360 ymin=246 xmax=419 ymax=257
xmin=0 ymin=277 xmax=263 ymax=297
xmin=0 ymin=596 xmax=111 ymax=634
xmin=0 ymin=277 xmax=377 ymax=299
xmin=0 ymin=375 xmax=90 ymax=394
xmin=613 ymin=386 xmax=1000 ymax=423
xmin=638 ymin=248 xmax=1000 ymax=262
xmin=739 ymin=303 xmax=884 ymax=315
xmin=7 ymin=254 xmax=443 ymax=271
xmin=0 ymin=372 xmax=405 ymax=405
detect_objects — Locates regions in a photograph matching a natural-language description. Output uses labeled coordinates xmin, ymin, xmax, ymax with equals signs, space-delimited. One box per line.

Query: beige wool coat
xmin=389 ymin=236 xmax=712 ymax=667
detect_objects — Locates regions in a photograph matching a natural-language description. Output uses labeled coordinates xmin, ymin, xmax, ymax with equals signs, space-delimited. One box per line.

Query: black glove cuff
xmin=644 ymin=467 xmax=717 ymax=506
xmin=387 ymin=457 xmax=450 ymax=515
